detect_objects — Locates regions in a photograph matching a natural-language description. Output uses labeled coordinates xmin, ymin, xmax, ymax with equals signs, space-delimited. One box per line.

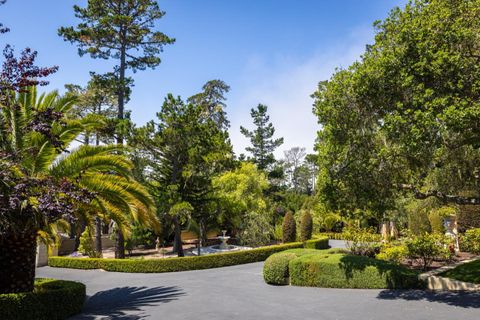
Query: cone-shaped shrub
xmin=282 ymin=211 xmax=296 ymax=243
xmin=300 ymin=210 xmax=313 ymax=241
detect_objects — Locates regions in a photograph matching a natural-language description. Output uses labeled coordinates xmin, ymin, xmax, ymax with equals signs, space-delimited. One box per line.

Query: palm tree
xmin=0 ymin=87 xmax=158 ymax=293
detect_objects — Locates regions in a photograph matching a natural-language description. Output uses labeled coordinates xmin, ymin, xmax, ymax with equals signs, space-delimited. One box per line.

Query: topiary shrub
xmin=289 ymin=253 xmax=422 ymax=289
xmin=282 ymin=211 xmax=296 ymax=243
xmin=0 ymin=278 xmax=85 ymax=320
xmin=263 ymin=252 xmax=298 ymax=285
xmin=300 ymin=210 xmax=313 ymax=242
xmin=462 ymin=228 xmax=480 ymax=254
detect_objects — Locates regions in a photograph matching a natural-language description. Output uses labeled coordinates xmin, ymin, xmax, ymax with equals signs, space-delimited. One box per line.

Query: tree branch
xmin=398 ymin=184 xmax=480 ymax=205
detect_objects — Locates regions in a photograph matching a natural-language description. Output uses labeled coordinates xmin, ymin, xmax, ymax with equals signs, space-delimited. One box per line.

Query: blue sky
xmin=1 ymin=0 xmax=406 ymax=157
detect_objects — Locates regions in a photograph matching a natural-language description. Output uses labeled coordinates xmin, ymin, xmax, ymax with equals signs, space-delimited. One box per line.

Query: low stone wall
xmin=419 ymin=257 xmax=480 ymax=291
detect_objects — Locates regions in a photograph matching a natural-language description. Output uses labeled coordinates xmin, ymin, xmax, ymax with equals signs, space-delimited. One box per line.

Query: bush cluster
xmin=376 ymin=243 xmax=408 ymax=264
xmin=49 ymin=242 xmax=305 ymax=273
xmin=405 ymin=233 xmax=453 ymax=270
xmin=0 ymin=278 xmax=85 ymax=320
xmin=461 ymin=228 xmax=480 ymax=254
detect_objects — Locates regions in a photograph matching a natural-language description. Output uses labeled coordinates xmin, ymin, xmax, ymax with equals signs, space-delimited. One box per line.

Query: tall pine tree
xmin=59 ymin=0 xmax=174 ymax=258
xmin=240 ymin=104 xmax=284 ymax=171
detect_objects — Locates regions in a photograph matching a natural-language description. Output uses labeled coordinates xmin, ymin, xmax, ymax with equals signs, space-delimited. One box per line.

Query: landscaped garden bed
xmin=0 ymin=278 xmax=85 ymax=320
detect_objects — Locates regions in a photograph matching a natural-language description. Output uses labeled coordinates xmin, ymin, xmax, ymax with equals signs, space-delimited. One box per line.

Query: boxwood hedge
xmin=304 ymin=236 xmax=329 ymax=250
xmin=49 ymin=242 xmax=307 ymax=273
xmin=0 ymin=278 xmax=85 ymax=320
xmin=289 ymin=253 xmax=423 ymax=289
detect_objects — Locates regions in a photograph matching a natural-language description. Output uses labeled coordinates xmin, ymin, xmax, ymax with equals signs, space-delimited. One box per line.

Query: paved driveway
xmin=36 ymin=242 xmax=480 ymax=320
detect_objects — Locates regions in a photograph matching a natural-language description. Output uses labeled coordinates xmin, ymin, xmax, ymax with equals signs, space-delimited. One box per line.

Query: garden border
xmin=48 ymin=240 xmax=329 ymax=273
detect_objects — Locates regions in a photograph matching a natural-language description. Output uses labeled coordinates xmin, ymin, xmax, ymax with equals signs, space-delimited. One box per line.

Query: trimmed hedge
xmin=263 ymin=248 xmax=329 ymax=285
xmin=289 ymin=253 xmax=423 ymax=289
xmin=0 ymin=278 xmax=85 ymax=320
xmin=316 ymin=232 xmax=382 ymax=242
xmin=263 ymin=252 xmax=298 ymax=285
xmin=49 ymin=242 xmax=305 ymax=273
xmin=304 ymin=236 xmax=329 ymax=250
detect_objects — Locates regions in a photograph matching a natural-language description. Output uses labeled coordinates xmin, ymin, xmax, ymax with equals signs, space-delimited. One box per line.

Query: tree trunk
xmin=115 ymin=228 xmax=125 ymax=259
xmin=172 ymin=215 xmax=184 ymax=257
xmin=0 ymin=231 xmax=37 ymax=294
xmin=95 ymin=216 xmax=102 ymax=256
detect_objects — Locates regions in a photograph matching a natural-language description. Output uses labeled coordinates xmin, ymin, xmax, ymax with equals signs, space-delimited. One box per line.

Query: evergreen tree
xmin=240 ymin=104 xmax=283 ymax=171
xmin=300 ymin=210 xmax=313 ymax=241
xmin=282 ymin=211 xmax=296 ymax=243
xmin=59 ymin=0 xmax=174 ymax=258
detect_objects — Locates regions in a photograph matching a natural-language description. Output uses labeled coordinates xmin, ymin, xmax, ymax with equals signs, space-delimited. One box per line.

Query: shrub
xmin=299 ymin=210 xmax=313 ymax=241
xmin=78 ymin=226 xmax=100 ymax=258
xmin=457 ymin=205 xmax=480 ymax=233
xmin=428 ymin=211 xmax=445 ymax=234
xmin=376 ymin=243 xmax=408 ymax=264
xmin=49 ymin=242 xmax=304 ymax=273
xmin=344 ymin=227 xmax=382 ymax=258
xmin=289 ymin=253 xmax=422 ymax=289
xmin=273 ymin=222 xmax=283 ymax=241
xmin=282 ymin=211 xmax=296 ymax=243
xmin=263 ymin=252 xmax=298 ymax=285
xmin=0 ymin=278 xmax=85 ymax=320
xmin=462 ymin=228 xmax=480 ymax=254
xmin=304 ymin=236 xmax=329 ymax=250
xmin=405 ymin=233 xmax=452 ymax=270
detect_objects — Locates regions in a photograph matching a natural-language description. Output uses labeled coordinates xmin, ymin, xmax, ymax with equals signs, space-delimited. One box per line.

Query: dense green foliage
xmin=214 ymin=163 xmax=271 ymax=246
xmin=263 ymin=252 xmax=298 ymax=285
xmin=0 ymin=278 xmax=85 ymax=320
xmin=461 ymin=228 xmax=480 ymax=254
xmin=313 ymin=0 xmax=480 ymax=219
xmin=376 ymin=243 xmax=408 ymax=264
xmin=440 ymin=259 xmax=480 ymax=284
xmin=299 ymin=210 xmax=313 ymax=241
xmin=289 ymin=253 xmax=422 ymax=289
xmin=405 ymin=233 xmax=452 ymax=270
xmin=282 ymin=211 xmax=296 ymax=243
xmin=49 ymin=242 xmax=304 ymax=273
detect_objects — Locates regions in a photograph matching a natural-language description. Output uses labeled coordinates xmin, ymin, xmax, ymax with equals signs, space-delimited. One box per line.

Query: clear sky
xmin=1 ymin=0 xmax=406 ymax=158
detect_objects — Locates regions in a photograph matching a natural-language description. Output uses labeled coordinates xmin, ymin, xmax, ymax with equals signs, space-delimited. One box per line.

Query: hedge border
xmin=49 ymin=242 xmax=307 ymax=273
xmin=304 ymin=236 xmax=329 ymax=249
xmin=0 ymin=278 xmax=85 ymax=320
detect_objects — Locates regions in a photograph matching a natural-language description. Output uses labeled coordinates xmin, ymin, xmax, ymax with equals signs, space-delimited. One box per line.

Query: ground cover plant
xmin=439 ymin=260 xmax=480 ymax=284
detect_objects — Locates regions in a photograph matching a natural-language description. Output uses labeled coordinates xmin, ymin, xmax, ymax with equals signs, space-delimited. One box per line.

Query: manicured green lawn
xmin=440 ymin=260 xmax=480 ymax=284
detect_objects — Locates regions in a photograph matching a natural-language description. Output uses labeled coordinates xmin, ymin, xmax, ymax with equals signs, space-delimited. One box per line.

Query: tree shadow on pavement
xmin=377 ymin=290 xmax=480 ymax=308
xmin=71 ymin=286 xmax=185 ymax=319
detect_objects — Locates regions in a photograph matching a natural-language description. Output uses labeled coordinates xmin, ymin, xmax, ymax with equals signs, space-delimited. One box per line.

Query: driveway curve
xmin=36 ymin=245 xmax=480 ymax=320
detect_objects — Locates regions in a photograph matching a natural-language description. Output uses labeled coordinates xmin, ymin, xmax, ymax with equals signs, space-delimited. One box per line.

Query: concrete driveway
xmin=36 ymin=242 xmax=480 ymax=320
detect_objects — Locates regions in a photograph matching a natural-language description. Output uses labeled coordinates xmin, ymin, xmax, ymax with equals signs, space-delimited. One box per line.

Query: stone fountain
xmin=191 ymin=230 xmax=250 ymax=255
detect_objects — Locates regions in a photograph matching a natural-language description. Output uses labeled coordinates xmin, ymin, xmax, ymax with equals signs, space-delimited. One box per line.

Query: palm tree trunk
xmin=115 ymin=229 xmax=125 ymax=259
xmin=95 ymin=216 xmax=102 ymax=256
xmin=0 ymin=231 xmax=37 ymax=294
xmin=172 ymin=215 xmax=184 ymax=257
